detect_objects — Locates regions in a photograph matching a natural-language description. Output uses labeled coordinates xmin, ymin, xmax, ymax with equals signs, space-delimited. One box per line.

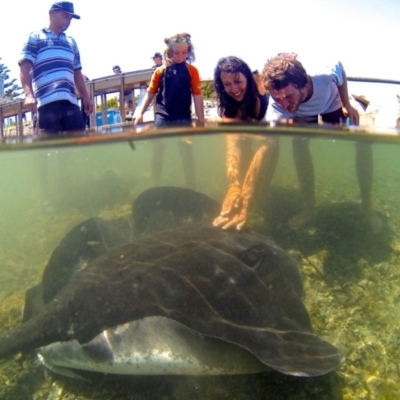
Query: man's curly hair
xmin=262 ymin=56 xmax=307 ymax=91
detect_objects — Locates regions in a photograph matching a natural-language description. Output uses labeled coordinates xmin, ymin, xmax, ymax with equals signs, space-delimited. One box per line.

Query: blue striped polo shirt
xmin=19 ymin=28 xmax=82 ymax=108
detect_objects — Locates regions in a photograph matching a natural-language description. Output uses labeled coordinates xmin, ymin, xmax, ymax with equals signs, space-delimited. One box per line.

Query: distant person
xmin=212 ymin=56 xmax=277 ymax=231
xmin=263 ymin=55 xmax=382 ymax=232
xmin=19 ymin=1 xmax=93 ymax=135
xmin=149 ymin=53 xmax=163 ymax=114
xmin=134 ymin=32 xmax=204 ymax=189
xmin=112 ymin=65 xmax=134 ymax=112
xmin=151 ymin=52 xmax=163 ymax=68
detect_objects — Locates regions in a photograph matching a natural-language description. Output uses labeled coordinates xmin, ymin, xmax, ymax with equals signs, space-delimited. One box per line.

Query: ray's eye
xmin=239 ymin=244 xmax=264 ymax=268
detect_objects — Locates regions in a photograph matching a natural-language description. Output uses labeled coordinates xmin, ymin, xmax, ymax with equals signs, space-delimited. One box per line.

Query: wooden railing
xmin=1 ymin=74 xmax=399 ymax=138
xmin=0 ymin=68 xmax=154 ymax=137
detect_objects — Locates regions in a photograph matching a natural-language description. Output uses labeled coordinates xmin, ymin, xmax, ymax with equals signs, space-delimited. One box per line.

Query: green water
xmin=0 ymin=128 xmax=400 ymax=399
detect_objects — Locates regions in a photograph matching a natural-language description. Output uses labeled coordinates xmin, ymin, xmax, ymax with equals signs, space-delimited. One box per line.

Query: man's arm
xmin=19 ymin=60 xmax=36 ymax=112
xmin=213 ymin=134 xmax=241 ymax=228
xmin=336 ymin=62 xmax=359 ymax=125
xmin=214 ymin=139 xmax=269 ymax=231
xmin=74 ymin=69 xmax=93 ymax=114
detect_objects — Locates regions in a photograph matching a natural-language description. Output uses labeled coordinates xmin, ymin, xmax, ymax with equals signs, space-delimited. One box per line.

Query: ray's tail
xmin=0 ymin=304 xmax=70 ymax=359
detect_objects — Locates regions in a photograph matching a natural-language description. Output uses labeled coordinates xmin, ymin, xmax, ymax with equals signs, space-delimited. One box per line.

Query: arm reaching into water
xmin=214 ymin=138 xmax=268 ymax=231
xmin=134 ymin=93 xmax=156 ymax=125
xmin=215 ymin=135 xmax=241 ymax=218
xmin=336 ymin=62 xmax=359 ymax=125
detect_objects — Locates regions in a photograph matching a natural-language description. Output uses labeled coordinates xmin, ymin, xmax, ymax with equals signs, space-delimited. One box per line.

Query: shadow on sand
xmin=255 ymin=186 xmax=393 ymax=285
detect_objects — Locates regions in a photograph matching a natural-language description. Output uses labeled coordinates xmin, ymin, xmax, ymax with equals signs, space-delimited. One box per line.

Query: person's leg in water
xmin=176 ymin=120 xmax=196 ymax=189
xmin=178 ymin=138 xmax=196 ymax=189
xmin=59 ymin=103 xmax=86 ymax=205
xmin=152 ymin=119 xmax=168 ymax=186
xmin=325 ymin=108 xmax=382 ymax=233
xmin=36 ymin=102 xmax=63 ymax=210
xmin=152 ymin=140 xmax=167 ymax=186
xmin=152 ymin=119 xmax=196 ymax=188
xmin=255 ymin=137 xmax=280 ymax=203
xmin=238 ymin=137 xmax=254 ymax=183
xmin=289 ymin=109 xmax=345 ymax=231
xmin=290 ymin=137 xmax=315 ymax=229
xmin=38 ymin=101 xmax=86 ymax=209
xmin=356 ymin=142 xmax=382 ymax=233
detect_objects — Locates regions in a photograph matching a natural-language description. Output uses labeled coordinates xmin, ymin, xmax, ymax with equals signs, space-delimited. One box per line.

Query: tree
xmin=96 ymin=94 xmax=140 ymax=111
xmin=96 ymin=96 xmax=119 ymax=111
xmin=200 ymin=80 xmax=216 ymax=100
xmin=107 ymin=96 xmax=118 ymax=109
xmin=0 ymin=58 xmax=23 ymax=99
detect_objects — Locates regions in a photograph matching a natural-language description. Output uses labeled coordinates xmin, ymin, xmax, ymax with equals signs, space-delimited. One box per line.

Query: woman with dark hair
xmin=214 ymin=56 xmax=267 ymax=120
xmin=212 ymin=56 xmax=278 ymax=231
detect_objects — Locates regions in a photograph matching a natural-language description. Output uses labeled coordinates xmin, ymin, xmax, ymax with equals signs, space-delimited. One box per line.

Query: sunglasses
xmin=168 ymin=34 xmax=191 ymax=45
xmin=277 ymin=52 xmax=297 ymax=59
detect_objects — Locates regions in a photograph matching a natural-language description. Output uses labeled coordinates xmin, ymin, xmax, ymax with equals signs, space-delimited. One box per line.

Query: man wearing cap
xmin=19 ymin=2 xmax=93 ymax=135
xmin=151 ymin=52 xmax=163 ymax=69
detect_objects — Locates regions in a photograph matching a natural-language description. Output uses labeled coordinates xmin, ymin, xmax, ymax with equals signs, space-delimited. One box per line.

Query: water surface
xmin=0 ymin=126 xmax=400 ymax=399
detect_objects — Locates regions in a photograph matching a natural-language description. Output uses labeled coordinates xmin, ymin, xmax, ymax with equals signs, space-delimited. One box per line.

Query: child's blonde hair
xmin=163 ymin=32 xmax=195 ymax=66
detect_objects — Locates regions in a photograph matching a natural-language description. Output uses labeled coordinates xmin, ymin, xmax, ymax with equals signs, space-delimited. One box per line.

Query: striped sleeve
xmin=69 ymin=36 xmax=82 ymax=70
xmin=19 ymin=32 xmax=38 ymax=65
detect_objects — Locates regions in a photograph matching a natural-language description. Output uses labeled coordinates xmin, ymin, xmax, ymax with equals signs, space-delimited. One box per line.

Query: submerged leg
xmin=257 ymin=138 xmax=280 ymax=198
xmin=37 ymin=151 xmax=51 ymax=207
xmin=355 ymin=142 xmax=382 ymax=233
xmin=290 ymin=137 xmax=315 ymax=230
xmin=179 ymin=139 xmax=196 ymax=190
xmin=152 ymin=141 xmax=167 ymax=186
xmin=238 ymin=137 xmax=253 ymax=183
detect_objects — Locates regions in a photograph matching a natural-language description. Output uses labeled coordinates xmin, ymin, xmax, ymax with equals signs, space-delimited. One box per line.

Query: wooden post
xmin=101 ymin=94 xmax=107 ymax=126
xmin=0 ymin=103 xmax=3 ymax=138
xmin=119 ymin=75 xmax=125 ymax=122
xmin=132 ymin=83 xmax=148 ymax=120
xmin=131 ymin=87 xmax=137 ymax=115
xmin=89 ymin=81 xmax=96 ymax=129
xmin=18 ymin=100 xmax=24 ymax=137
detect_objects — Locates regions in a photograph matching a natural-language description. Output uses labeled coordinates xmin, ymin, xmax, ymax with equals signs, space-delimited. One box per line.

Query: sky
xmin=1 ymin=0 xmax=399 ymax=106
